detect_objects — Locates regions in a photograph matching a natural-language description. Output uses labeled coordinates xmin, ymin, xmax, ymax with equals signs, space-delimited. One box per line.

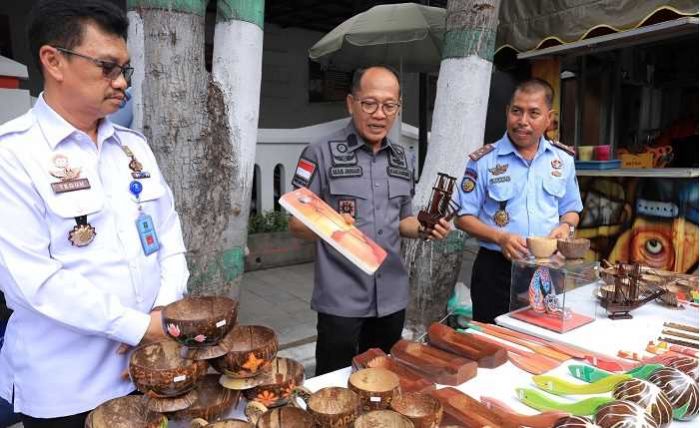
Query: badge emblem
xmin=488 ymin=164 xmax=508 ymax=176
xmin=122 ymin=145 xmax=151 ymax=179
xmin=49 ymin=153 xmax=91 ymax=193
xmin=551 ymin=170 xmax=562 ymax=177
xmin=338 ymin=199 xmax=356 ymax=218
xmin=494 ymin=210 xmax=510 ymax=227
xmin=68 ymin=223 xmax=96 ymax=247
xmin=551 ymin=159 xmax=562 ymax=169
xmin=462 ymin=177 xmax=475 ymax=193
xmin=337 ymin=143 xmax=348 ymax=153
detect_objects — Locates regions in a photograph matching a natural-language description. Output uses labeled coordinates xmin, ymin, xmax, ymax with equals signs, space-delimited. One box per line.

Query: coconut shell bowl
xmin=129 ymin=340 xmax=208 ymax=412
xmin=557 ymin=238 xmax=590 ymax=259
xmin=86 ymin=395 xmax=166 ymax=428
xmin=348 ymin=367 xmax=401 ymax=412
xmin=211 ymin=325 xmax=279 ymax=383
xmin=527 ymin=236 xmax=558 ymax=259
xmin=243 ymin=357 xmax=305 ymax=408
xmin=162 ymin=296 xmax=239 ymax=360
xmin=169 ymin=373 xmax=240 ymax=421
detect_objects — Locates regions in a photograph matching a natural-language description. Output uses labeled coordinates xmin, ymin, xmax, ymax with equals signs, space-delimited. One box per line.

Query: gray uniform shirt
xmin=292 ymin=122 xmax=414 ymax=317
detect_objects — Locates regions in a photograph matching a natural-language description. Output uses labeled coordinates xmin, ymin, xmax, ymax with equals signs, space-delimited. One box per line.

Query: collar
xmin=345 ymin=120 xmax=392 ymax=153
xmin=34 ymin=93 xmax=117 ymax=150
xmin=497 ymin=132 xmax=553 ymax=159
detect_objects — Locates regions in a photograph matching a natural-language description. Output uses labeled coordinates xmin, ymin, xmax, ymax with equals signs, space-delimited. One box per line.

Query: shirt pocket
xmin=43 ymin=189 xmax=106 ymax=253
xmin=328 ymin=178 xmax=370 ymax=225
xmin=388 ymin=177 xmax=412 ymax=218
xmin=538 ymin=176 xmax=565 ymax=217
xmin=487 ymin=181 xmax=515 ymax=202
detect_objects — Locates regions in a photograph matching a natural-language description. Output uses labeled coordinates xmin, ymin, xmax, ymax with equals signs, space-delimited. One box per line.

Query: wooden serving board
xmin=430 ymin=387 xmax=516 ymax=428
xmin=352 ymin=348 xmax=435 ymax=393
xmin=390 ymin=340 xmax=477 ymax=386
xmin=427 ymin=323 xmax=507 ymax=368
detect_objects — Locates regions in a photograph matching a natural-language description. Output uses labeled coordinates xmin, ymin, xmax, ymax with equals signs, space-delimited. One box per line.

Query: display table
xmin=172 ymin=296 xmax=698 ymax=426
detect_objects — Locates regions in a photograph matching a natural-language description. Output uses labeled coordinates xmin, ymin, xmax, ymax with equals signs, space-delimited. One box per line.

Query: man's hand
xmin=426 ymin=218 xmax=452 ymax=241
xmin=341 ymin=213 xmax=356 ymax=226
xmin=118 ymin=309 xmax=166 ymax=380
xmin=548 ymin=223 xmax=571 ymax=240
xmin=498 ymin=232 xmax=528 ymax=261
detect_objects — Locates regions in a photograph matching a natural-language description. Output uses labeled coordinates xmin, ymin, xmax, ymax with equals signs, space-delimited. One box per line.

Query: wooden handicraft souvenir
xmin=391 ymin=391 xmax=443 ymax=428
xmin=352 ymin=348 xmax=435 ymax=393
xmin=598 ymin=263 xmax=665 ymax=319
xmin=162 ymin=296 xmax=239 ymax=360
xmin=480 ymin=396 xmax=570 ymax=428
xmin=594 ymin=400 xmax=659 ymax=428
xmin=291 ymin=386 xmax=361 ymax=428
xmin=86 ymin=395 xmax=166 ymax=428
xmin=612 ymin=378 xmax=673 ymax=427
xmin=128 ymin=340 xmax=208 ymax=412
xmin=390 ymin=339 xmax=477 ymax=386
xmin=242 ymin=357 xmax=304 ymax=408
xmin=353 ymin=410 xmax=414 ymax=428
xmin=429 ymin=387 xmax=513 ymax=428
xmin=347 ymin=367 xmax=400 ymax=412
xmin=426 ymin=322 xmax=507 ymax=368
xmin=211 ymin=325 xmax=278 ymax=381
xmin=647 ymin=367 xmax=699 ymax=421
xmin=417 ymin=173 xmax=459 ymax=232
xmin=170 ymin=373 xmax=240 ymax=421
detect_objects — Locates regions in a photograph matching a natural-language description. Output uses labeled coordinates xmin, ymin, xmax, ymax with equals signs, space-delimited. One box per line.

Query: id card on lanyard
xmin=124 ymin=147 xmax=161 ymax=256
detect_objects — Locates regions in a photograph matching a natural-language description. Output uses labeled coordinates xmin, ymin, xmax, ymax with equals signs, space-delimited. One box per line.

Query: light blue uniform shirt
xmin=457 ymin=133 xmax=583 ymax=251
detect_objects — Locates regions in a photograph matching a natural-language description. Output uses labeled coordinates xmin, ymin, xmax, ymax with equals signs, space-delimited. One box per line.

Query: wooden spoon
xmin=480 ymin=396 xmax=571 ymax=428
xmin=470 ymin=321 xmax=588 ymax=359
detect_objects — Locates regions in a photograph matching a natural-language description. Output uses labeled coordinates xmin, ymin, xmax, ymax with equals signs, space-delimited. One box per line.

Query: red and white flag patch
xmin=296 ymin=159 xmax=315 ymax=181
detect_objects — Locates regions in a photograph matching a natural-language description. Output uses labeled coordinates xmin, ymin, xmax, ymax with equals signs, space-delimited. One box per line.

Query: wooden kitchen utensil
xmin=427 ymin=322 xmax=507 ymax=368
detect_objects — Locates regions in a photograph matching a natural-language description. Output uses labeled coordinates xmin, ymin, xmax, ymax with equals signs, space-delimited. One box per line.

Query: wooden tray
xmin=353 ymin=348 xmax=435 ymax=393
xmin=430 ymin=387 xmax=515 ymax=428
xmin=427 ymin=323 xmax=507 ymax=368
xmin=390 ymin=340 xmax=477 ymax=386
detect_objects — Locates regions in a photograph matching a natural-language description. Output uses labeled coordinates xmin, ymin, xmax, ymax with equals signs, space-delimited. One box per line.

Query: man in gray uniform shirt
xmin=289 ymin=66 xmax=450 ymax=375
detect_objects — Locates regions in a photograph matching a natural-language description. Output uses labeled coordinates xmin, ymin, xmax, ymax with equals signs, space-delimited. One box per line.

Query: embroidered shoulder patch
xmin=550 ymin=140 xmax=575 ymax=156
xmin=292 ymin=158 xmax=317 ymax=187
xmin=468 ymin=143 xmax=495 ymax=161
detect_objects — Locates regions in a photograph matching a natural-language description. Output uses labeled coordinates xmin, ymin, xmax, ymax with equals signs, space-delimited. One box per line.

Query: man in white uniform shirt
xmin=0 ymin=1 xmax=189 ymax=426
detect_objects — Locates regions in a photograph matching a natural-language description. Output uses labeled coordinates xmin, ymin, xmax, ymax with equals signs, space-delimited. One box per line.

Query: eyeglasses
xmin=355 ymin=98 xmax=401 ymax=116
xmin=54 ymin=47 xmax=133 ymax=84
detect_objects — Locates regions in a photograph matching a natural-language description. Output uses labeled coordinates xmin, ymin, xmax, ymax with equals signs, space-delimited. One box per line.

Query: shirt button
xmin=375 ymin=182 xmax=380 ymax=188
xmin=377 ymin=273 xmax=382 ymax=278
xmin=378 ymin=229 xmax=383 ymax=235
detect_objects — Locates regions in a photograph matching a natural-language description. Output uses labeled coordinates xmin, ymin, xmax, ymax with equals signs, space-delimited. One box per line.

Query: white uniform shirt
xmin=0 ymin=94 xmax=189 ymax=417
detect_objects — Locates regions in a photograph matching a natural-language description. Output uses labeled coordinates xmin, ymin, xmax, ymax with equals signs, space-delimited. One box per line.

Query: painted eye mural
xmin=577 ymin=177 xmax=698 ymax=274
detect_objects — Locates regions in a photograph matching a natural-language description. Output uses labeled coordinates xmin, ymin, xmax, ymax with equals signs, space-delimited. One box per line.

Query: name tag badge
xmin=135 ymin=213 xmax=160 ymax=255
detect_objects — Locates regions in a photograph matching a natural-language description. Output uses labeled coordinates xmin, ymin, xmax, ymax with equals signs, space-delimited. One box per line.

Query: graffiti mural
xmin=576 ymin=176 xmax=698 ymax=273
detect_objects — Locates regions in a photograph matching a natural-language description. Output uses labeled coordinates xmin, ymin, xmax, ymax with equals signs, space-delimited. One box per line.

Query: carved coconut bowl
xmin=353 ymin=410 xmax=414 ymax=427
xmin=85 ymin=395 xmax=166 ymax=428
xmin=391 ymin=392 xmax=443 ymax=428
xmin=169 ymin=373 xmax=240 ymax=421
xmin=211 ymin=325 xmax=278 ymax=379
xmin=557 ymin=238 xmax=590 ymax=259
xmin=243 ymin=357 xmax=305 ymax=407
xmin=348 ymin=367 xmax=401 ymax=412
xmin=527 ymin=237 xmax=558 ymax=259
xmin=162 ymin=296 xmax=239 ymax=356
xmin=293 ymin=386 xmax=362 ymax=428
xmin=129 ymin=340 xmax=208 ymax=402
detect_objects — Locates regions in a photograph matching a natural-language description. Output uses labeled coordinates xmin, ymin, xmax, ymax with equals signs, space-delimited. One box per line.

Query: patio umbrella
xmin=308 ymin=3 xmax=446 ymax=73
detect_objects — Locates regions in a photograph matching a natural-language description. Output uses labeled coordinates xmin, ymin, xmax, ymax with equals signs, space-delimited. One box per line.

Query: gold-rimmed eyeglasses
xmin=355 ymin=98 xmax=401 ymax=116
xmin=54 ymin=46 xmax=133 ymax=84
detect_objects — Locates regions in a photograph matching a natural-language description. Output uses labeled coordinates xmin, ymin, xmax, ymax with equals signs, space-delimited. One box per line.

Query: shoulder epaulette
xmin=469 ymin=143 xmax=495 ymax=161
xmin=0 ymin=113 xmax=34 ymax=138
xmin=112 ymin=123 xmax=147 ymax=141
xmin=550 ymin=140 xmax=575 ymax=157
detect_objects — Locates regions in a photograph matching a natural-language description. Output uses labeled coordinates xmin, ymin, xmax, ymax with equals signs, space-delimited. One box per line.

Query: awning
xmin=496 ymin=0 xmax=698 ymax=53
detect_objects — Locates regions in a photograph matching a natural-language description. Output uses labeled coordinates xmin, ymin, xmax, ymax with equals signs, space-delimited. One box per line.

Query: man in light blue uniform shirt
xmin=455 ymin=78 xmax=583 ymax=323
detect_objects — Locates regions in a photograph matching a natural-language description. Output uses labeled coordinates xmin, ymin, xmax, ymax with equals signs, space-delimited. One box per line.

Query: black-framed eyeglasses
xmin=355 ymin=98 xmax=401 ymax=116
xmin=54 ymin=46 xmax=133 ymax=84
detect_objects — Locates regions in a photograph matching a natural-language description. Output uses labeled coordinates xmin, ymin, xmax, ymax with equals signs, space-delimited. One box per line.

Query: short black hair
xmin=511 ymin=78 xmax=554 ymax=109
xmin=350 ymin=65 xmax=401 ymax=96
xmin=28 ymin=0 xmax=129 ymax=73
